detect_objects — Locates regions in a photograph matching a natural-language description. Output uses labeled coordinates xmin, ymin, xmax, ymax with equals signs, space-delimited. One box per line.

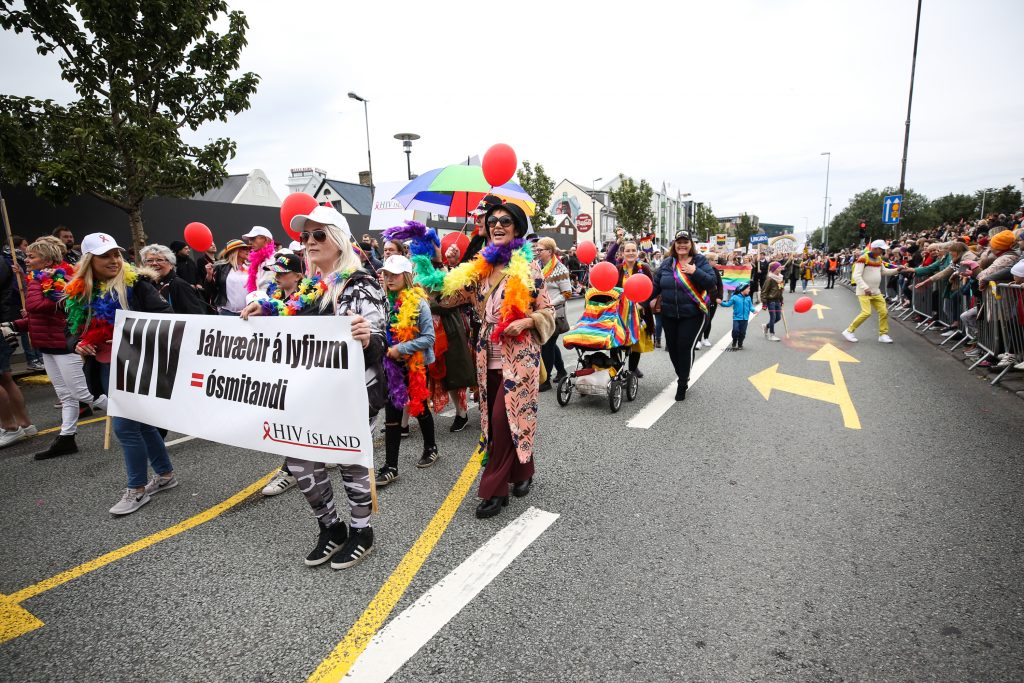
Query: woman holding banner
xmin=615 ymin=241 xmax=655 ymax=378
xmin=438 ymin=202 xmax=555 ymax=519
xmin=64 ymin=233 xmax=175 ymax=516
xmin=242 ymin=205 xmax=386 ymax=570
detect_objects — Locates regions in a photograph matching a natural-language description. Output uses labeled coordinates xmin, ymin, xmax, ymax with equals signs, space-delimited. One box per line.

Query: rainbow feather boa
xmin=29 ymin=262 xmax=75 ymax=302
xmin=383 ymin=285 xmax=430 ymax=415
xmin=64 ymin=264 xmax=139 ymax=347
xmin=440 ymin=239 xmax=535 ymax=341
xmin=258 ymin=271 xmax=351 ymax=316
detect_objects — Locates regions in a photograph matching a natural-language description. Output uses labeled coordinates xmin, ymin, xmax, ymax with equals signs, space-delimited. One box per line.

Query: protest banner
xmin=107 ymin=311 xmax=373 ymax=467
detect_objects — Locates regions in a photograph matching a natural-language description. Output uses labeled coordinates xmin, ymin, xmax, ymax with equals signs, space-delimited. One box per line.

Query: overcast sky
xmin=2 ymin=0 xmax=1022 ymax=238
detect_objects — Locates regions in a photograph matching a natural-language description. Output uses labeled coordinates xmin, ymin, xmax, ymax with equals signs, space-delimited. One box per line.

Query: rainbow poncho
xmin=562 ymin=287 xmax=638 ymax=350
xmin=717 ymin=265 xmax=753 ymax=292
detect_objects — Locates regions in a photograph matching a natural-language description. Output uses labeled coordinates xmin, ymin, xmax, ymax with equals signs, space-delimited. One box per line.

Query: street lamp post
xmin=821 ymin=152 xmax=831 ymax=250
xmin=592 ymin=177 xmax=602 ymax=242
xmin=393 ymin=133 xmax=420 ymax=180
xmin=347 ymin=92 xmax=374 ymax=194
xmin=680 ymin=192 xmax=692 ymax=235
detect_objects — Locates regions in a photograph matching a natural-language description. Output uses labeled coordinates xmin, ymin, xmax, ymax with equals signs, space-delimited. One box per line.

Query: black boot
xmin=512 ymin=478 xmax=533 ymax=498
xmin=34 ymin=434 xmax=78 ymax=460
xmin=475 ymin=496 xmax=509 ymax=518
xmin=675 ymin=380 xmax=687 ymax=401
xmin=539 ymin=380 xmax=552 ymax=392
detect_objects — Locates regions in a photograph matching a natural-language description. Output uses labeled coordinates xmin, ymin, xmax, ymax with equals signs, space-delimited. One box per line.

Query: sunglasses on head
xmin=486 ymin=216 xmax=515 ymax=228
xmin=300 ymin=229 xmax=328 ymax=243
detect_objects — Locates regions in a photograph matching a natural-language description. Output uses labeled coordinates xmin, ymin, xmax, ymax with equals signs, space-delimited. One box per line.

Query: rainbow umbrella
xmin=392 ymin=164 xmax=536 ymax=217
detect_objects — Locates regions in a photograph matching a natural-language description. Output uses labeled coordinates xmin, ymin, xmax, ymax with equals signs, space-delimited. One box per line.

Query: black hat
xmin=483 ymin=202 xmax=529 ymax=239
xmin=263 ymin=253 xmax=303 ymax=274
xmin=674 ymin=230 xmax=693 ymax=241
xmin=169 ymin=240 xmax=188 ymax=253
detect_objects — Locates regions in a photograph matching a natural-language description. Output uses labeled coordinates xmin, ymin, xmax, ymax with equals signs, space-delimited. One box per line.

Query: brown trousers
xmin=478 ymin=369 xmax=534 ymax=500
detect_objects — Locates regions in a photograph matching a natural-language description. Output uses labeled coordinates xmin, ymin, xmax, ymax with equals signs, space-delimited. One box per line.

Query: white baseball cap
xmin=81 ymin=232 xmax=122 ymax=256
xmin=1011 ymin=260 xmax=1024 ymax=278
xmin=288 ymin=240 xmax=303 ymax=251
xmin=290 ymin=206 xmax=351 ymax=243
xmin=242 ymin=226 xmax=273 ymax=240
xmin=382 ymin=254 xmax=413 ymax=275
xmin=870 ymin=239 xmax=888 ymax=250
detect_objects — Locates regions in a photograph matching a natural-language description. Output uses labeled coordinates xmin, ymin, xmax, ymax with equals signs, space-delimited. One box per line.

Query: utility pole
xmin=897 ymin=0 xmax=923 ymax=235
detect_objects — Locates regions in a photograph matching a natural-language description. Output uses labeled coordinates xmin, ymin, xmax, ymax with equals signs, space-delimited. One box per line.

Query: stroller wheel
xmin=625 ymin=372 xmax=639 ymax=402
xmin=556 ymin=375 xmax=573 ymax=407
xmin=608 ymin=380 xmax=623 ymax=413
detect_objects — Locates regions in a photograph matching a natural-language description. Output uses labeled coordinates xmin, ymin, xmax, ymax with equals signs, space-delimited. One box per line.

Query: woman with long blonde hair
xmin=204 ymin=239 xmax=250 ymax=315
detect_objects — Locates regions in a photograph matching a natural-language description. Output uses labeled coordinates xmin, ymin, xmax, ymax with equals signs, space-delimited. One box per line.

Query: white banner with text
xmin=108 ymin=311 xmax=373 ymax=467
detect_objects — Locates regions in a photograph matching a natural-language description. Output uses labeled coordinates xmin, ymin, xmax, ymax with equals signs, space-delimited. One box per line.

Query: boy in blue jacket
xmin=720 ymin=281 xmax=754 ymax=350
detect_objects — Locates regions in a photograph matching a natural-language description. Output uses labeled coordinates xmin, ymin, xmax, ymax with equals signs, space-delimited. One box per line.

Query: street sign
xmin=576 ymin=213 xmax=593 ymax=233
xmin=749 ymin=234 xmax=769 ymax=244
xmin=882 ymin=194 xmax=902 ymax=225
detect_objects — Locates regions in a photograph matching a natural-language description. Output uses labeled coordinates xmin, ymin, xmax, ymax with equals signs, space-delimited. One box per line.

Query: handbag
xmin=555 ymin=311 xmax=570 ymax=335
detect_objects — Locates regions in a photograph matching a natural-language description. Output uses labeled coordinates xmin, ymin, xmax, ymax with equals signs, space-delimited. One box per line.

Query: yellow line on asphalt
xmin=307 ymin=455 xmax=482 ymax=683
xmin=33 ymin=416 xmax=107 ymax=438
xmin=0 ymin=470 xmax=276 ymax=645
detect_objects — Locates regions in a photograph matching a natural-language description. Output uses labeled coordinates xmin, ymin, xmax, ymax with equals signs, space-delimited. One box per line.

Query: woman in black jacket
xmin=140 ymin=244 xmax=210 ymax=315
xmin=649 ymin=230 xmax=717 ymax=401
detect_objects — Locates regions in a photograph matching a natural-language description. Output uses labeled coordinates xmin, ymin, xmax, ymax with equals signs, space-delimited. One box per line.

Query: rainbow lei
xmin=441 ymin=239 xmax=536 ymax=341
xmin=28 ymin=262 xmax=75 ymax=302
xmin=383 ymin=285 xmax=430 ymax=416
xmin=671 ymin=260 xmax=709 ymax=315
xmin=258 ymin=271 xmax=352 ymax=316
xmin=541 ymin=254 xmax=559 ymax=279
xmin=64 ymin=264 xmax=139 ymax=347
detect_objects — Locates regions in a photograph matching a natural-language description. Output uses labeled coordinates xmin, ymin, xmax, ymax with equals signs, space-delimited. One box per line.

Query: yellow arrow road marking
xmin=811 ymin=303 xmax=831 ymax=319
xmin=748 ymin=343 xmax=861 ymax=429
xmin=808 ymin=288 xmax=820 ymax=295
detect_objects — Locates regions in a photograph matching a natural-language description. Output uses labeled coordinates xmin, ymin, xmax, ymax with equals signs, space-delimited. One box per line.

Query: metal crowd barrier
xmin=983 ymin=283 xmax=1024 ymax=385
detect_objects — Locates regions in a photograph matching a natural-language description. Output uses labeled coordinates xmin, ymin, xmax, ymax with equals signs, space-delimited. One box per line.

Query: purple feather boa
xmin=383 ymin=356 xmax=409 ymax=409
xmin=382 ymin=221 xmax=439 ymax=258
xmin=480 ymin=238 xmax=525 ymax=266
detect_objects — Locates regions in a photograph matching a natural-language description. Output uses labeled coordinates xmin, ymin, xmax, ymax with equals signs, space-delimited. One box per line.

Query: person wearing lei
xmin=374 ymin=254 xmax=438 ymax=487
xmin=614 ymin=240 xmax=656 ymax=379
xmin=648 ymin=230 xmax=717 ymax=402
xmin=64 ymin=233 xmax=176 ymax=516
xmin=535 ymin=236 xmax=572 ymax=391
xmin=435 ymin=202 xmax=555 ymax=519
xmin=242 ymin=206 xmax=387 ymax=570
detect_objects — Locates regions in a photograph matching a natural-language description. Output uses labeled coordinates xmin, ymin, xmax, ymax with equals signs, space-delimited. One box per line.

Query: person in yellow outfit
xmin=842 ymin=239 xmax=900 ymax=344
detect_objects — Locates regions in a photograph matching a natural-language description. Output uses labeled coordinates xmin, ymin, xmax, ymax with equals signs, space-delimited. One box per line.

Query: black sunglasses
xmin=486 ymin=216 xmax=515 ymax=228
xmin=300 ymin=229 xmax=328 ymax=243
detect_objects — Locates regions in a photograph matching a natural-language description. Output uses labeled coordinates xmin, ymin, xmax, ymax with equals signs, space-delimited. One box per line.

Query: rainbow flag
xmin=562 ymin=288 xmax=637 ymax=350
xmin=718 ymin=265 xmax=752 ymax=291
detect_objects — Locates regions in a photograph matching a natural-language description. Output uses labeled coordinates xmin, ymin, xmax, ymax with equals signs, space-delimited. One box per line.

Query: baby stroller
xmin=556 ymin=287 xmax=640 ymax=413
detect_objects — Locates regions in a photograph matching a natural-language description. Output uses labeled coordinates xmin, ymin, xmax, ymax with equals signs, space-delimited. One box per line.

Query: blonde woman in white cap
xmin=241 ymin=206 xmax=386 ymax=569
xmin=842 ymin=239 xmax=901 ymax=344
xmin=204 ymin=239 xmax=250 ymax=315
xmin=376 ymin=254 xmax=438 ymax=488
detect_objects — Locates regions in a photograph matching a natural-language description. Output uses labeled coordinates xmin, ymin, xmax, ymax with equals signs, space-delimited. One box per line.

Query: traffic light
xmin=858 ymin=221 xmax=867 ymax=238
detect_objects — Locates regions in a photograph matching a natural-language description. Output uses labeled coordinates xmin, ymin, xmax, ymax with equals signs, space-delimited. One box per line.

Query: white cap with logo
xmin=242 ymin=226 xmax=273 ymax=240
xmin=81 ymin=233 xmax=122 ymax=256
xmin=382 ymin=255 xmax=413 ymax=274
xmin=290 ymin=206 xmax=351 ymax=244
xmin=870 ymin=239 xmax=889 ymax=250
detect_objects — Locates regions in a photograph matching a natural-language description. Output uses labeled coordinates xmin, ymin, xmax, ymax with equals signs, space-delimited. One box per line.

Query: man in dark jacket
xmin=141 ymin=244 xmax=210 ymax=315
xmin=169 ymin=241 xmax=201 ymax=287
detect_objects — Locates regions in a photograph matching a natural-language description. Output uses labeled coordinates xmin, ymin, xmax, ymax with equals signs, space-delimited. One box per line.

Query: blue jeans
xmin=20 ymin=333 xmax=42 ymax=364
xmin=654 ymin=313 xmax=663 ymax=344
xmin=100 ymin=362 xmax=173 ymax=488
xmin=732 ymin=319 xmax=748 ymax=343
xmin=767 ymin=301 xmax=782 ymax=334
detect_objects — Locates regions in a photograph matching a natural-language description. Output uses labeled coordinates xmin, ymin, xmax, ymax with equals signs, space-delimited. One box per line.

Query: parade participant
xmin=752 ymin=251 xmax=769 ymax=303
xmin=760 ymin=261 xmax=784 ymax=342
xmin=242 ymin=226 xmax=277 ymax=299
xmin=438 ymin=202 xmax=554 ymax=519
xmin=800 ymin=254 xmax=815 ymax=291
xmin=536 ymin=237 xmax=572 ymax=389
xmin=615 ymin=240 xmax=654 ymax=377
xmin=783 ymin=253 xmax=800 ymax=293
xmin=375 ymin=254 xmax=438 ymax=487
xmin=719 ymin=280 xmax=753 ymax=350
xmin=0 ymin=247 xmax=37 ymax=448
xmin=434 ymin=244 xmax=475 ymax=431
xmin=3 ymin=238 xmax=94 ymax=457
xmin=140 ymin=245 xmax=208 ymax=315
xmin=463 ymin=194 xmax=503 ymax=263
xmin=242 ymin=205 xmax=385 ymax=569
xmin=168 ymin=241 xmax=200 ymax=286
xmin=825 ymin=253 xmax=839 ymax=289
xmin=649 ymin=230 xmax=716 ymax=401
xmin=699 ymin=256 xmax=726 ymax=350
xmin=843 ymin=240 xmax=900 ymax=344
xmin=64 ymin=233 xmax=175 ymax=515
xmin=204 ymin=239 xmax=250 ymax=315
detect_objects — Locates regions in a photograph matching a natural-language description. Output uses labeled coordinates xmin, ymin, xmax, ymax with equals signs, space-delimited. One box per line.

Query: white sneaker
xmin=0 ymin=427 xmax=25 ymax=448
xmin=768 ymin=335 xmax=781 ymax=342
xmin=262 ymin=469 xmax=296 ymax=496
xmin=762 ymin=324 xmax=769 ymax=338
xmin=878 ymin=334 xmax=894 ymax=343
xmin=842 ymin=329 xmax=858 ymax=343
xmin=23 ymin=425 xmax=37 ymax=437
xmin=702 ymin=339 xmax=712 ymax=347
xmin=995 ymin=354 xmax=1018 ymax=368
xmin=109 ymin=488 xmax=151 ymax=515
xmin=144 ymin=473 xmax=178 ymax=495
xmin=940 ymin=329 xmax=958 ymax=337
xmin=1014 ymin=360 xmax=1024 ymax=371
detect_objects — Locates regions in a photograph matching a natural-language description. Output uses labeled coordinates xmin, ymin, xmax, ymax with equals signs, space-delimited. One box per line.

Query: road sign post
xmin=882 ymin=194 xmax=902 ymax=226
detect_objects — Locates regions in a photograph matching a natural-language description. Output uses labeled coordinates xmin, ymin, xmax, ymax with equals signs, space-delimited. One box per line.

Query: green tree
xmin=693 ymin=202 xmax=718 ymax=242
xmin=607 ymin=174 xmax=654 ymax=237
xmin=515 ymin=161 xmax=554 ymax=229
xmin=931 ymin=192 xmax=978 ymax=224
xmin=828 ymin=187 xmax=936 ymax=246
xmin=808 ymin=227 xmax=824 ymax=249
xmin=0 ymin=0 xmax=260 ymax=252
xmin=735 ymin=212 xmax=756 ymax=247
xmin=974 ymin=185 xmax=1022 ymax=217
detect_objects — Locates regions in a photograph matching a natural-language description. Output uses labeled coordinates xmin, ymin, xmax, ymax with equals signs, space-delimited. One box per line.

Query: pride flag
xmin=717 ymin=265 xmax=753 ymax=291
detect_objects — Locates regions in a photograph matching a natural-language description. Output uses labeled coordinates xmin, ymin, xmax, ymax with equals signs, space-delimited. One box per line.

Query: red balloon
xmin=794 ymin=296 xmax=813 ymax=314
xmin=482 ymin=143 xmax=517 ymax=187
xmin=280 ymin=192 xmax=319 ymax=240
xmin=576 ymin=241 xmax=597 ymax=264
xmin=183 ymin=222 xmax=213 ymax=253
xmin=589 ymin=261 xmax=619 ymax=292
xmin=624 ymin=273 xmax=653 ymax=303
xmin=441 ymin=232 xmax=470 ymax=260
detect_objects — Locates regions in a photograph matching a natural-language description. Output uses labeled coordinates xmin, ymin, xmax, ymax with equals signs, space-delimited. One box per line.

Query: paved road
xmin=2 ymin=283 xmax=1022 ymax=682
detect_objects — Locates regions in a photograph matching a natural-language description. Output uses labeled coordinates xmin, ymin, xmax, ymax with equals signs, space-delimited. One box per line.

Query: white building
xmin=599 ymin=176 xmax=686 ymax=245
xmin=193 ymin=169 xmax=281 ymax=207
xmin=285 ymin=167 xmax=373 ymax=216
xmin=546 ymin=179 xmax=612 ymax=248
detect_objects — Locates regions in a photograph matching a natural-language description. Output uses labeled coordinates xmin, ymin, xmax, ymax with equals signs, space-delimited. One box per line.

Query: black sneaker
xmin=539 ymin=380 xmax=552 ymax=392
xmin=417 ymin=446 xmax=439 ymax=469
xmin=449 ymin=414 xmax=469 ymax=433
xmin=331 ymin=527 xmax=374 ymax=569
xmin=375 ymin=466 xmax=399 ymax=487
xmin=400 ymin=426 xmax=410 ymax=438
xmin=304 ymin=521 xmax=347 ymax=566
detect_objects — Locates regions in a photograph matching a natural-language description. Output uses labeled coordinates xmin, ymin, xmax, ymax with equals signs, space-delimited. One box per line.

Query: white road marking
xmin=627 ymin=304 xmax=762 ymax=429
xmin=343 ymin=506 xmax=560 ymax=682
xmin=165 ymin=435 xmax=197 ymax=447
